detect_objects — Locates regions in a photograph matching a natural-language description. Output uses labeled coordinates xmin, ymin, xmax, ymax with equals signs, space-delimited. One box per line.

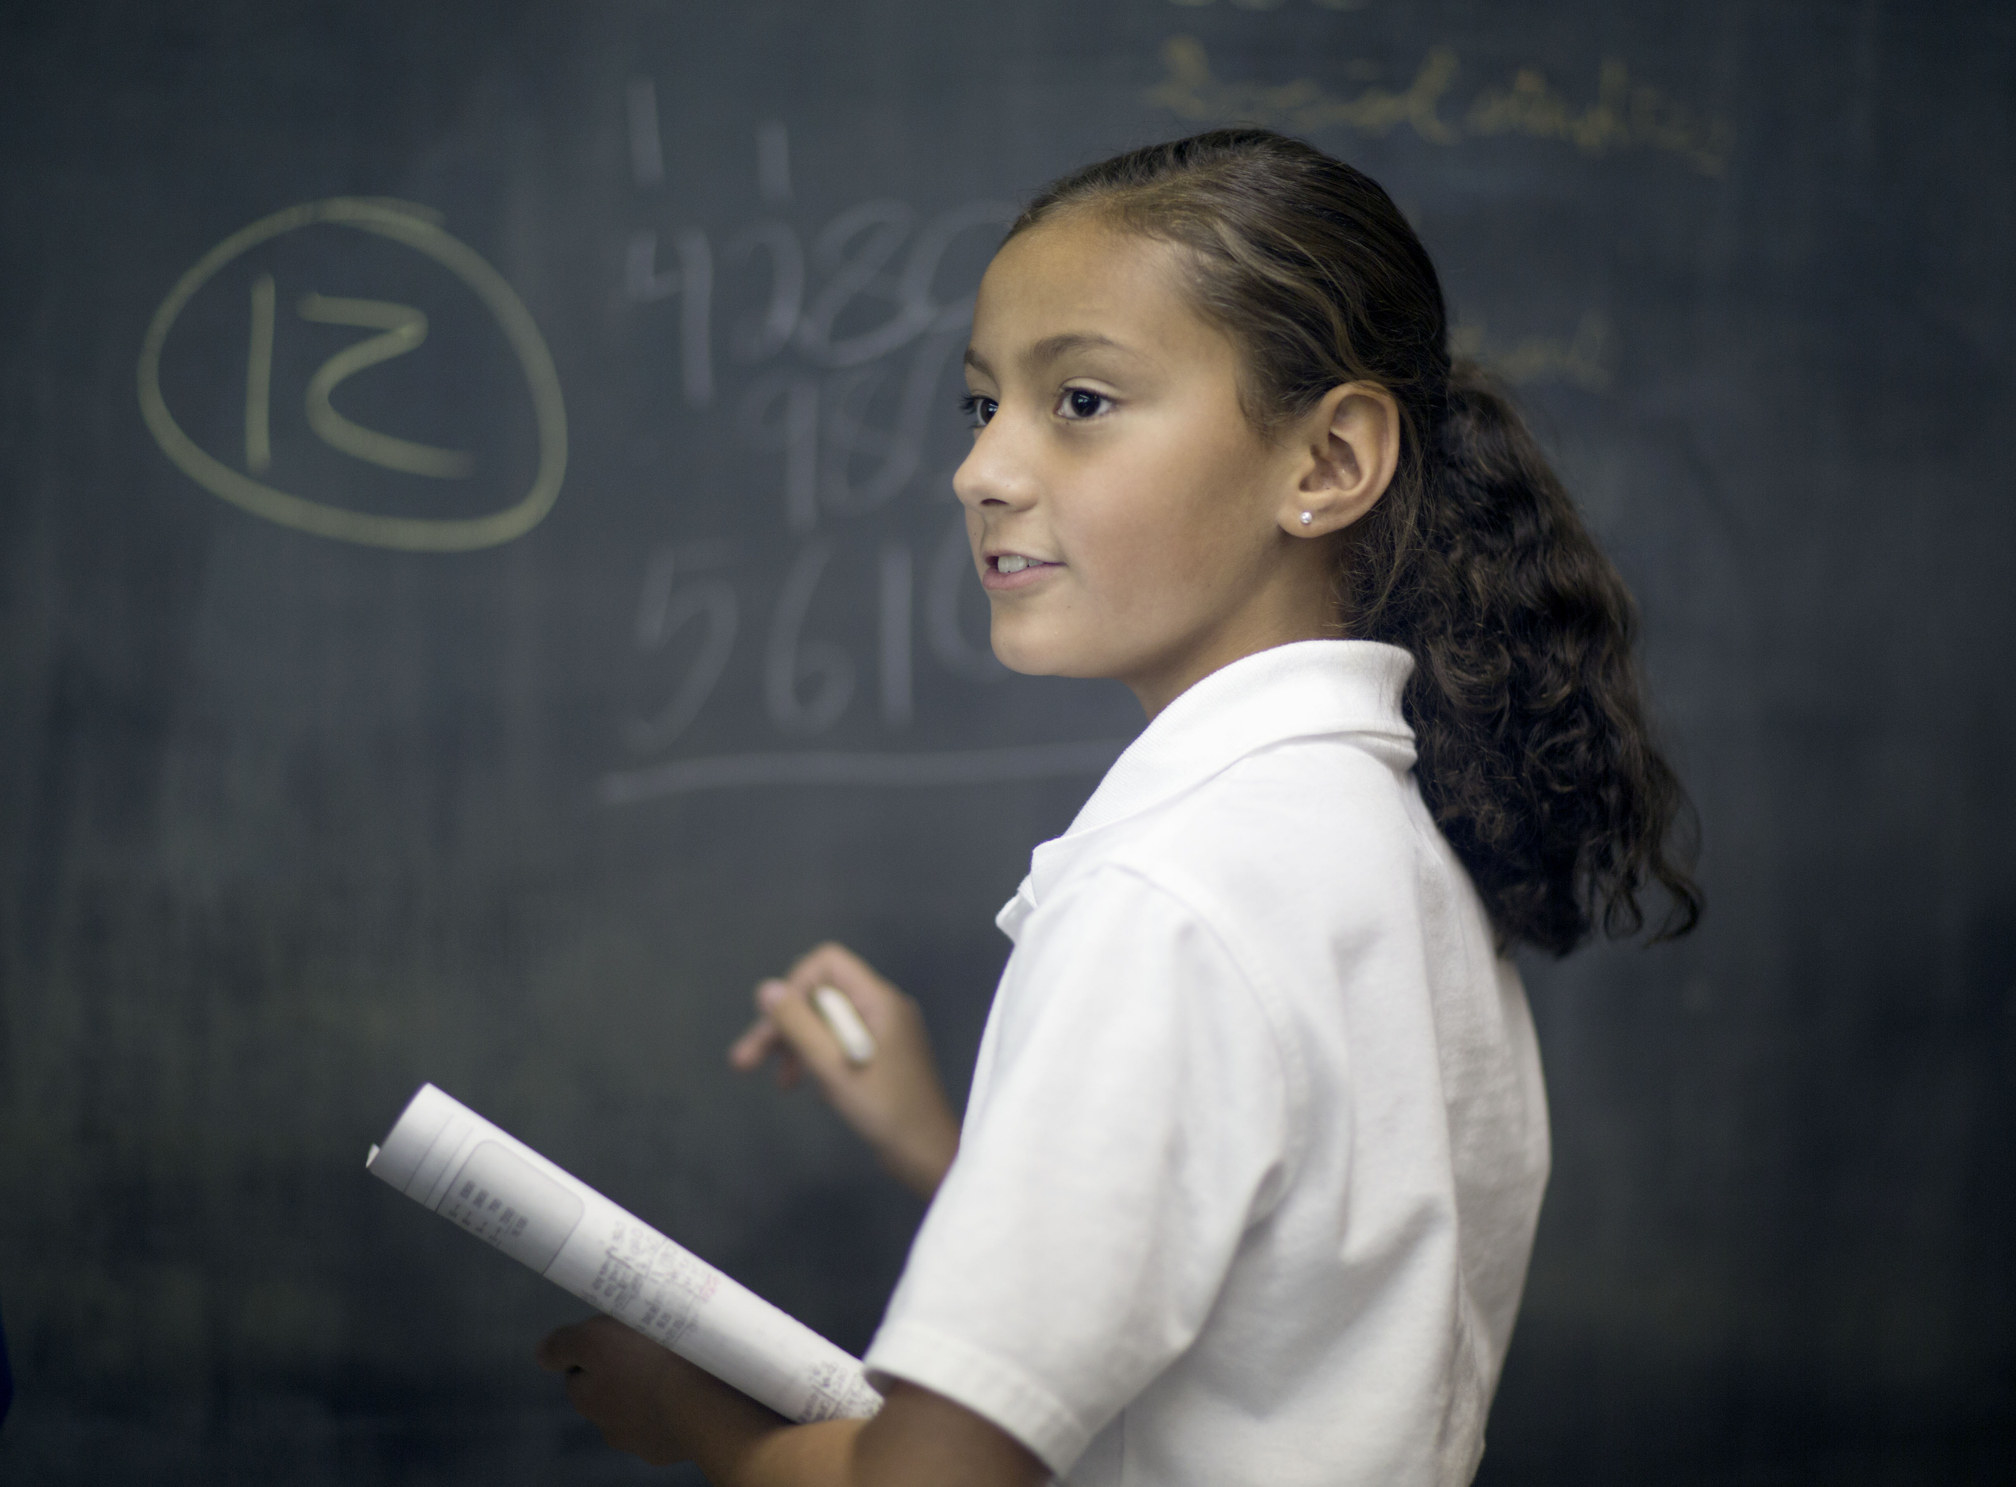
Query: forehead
xmin=969 ymin=213 xmax=1233 ymax=371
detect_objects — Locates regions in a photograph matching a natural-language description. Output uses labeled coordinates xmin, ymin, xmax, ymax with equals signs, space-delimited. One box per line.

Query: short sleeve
xmin=863 ymin=866 xmax=1294 ymax=1475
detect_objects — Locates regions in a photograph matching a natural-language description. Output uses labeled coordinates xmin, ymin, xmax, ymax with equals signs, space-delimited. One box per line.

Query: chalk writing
xmin=138 ymin=197 xmax=567 ymax=551
xmin=628 ymin=228 xmax=715 ymax=406
xmin=600 ymin=740 xmax=1130 ymax=805
xmin=766 ymin=540 xmax=856 ymax=735
xmin=605 ymin=104 xmax=1098 ymax=798
xmin=1147 ymin=36 xmax=1734 ymax=175
xmin=1454 ymin=312 xmax=1613 ymax=392
xmin=617 ymin=512 xmax=1003 ymax=749
xmin=626 ymin=542 xmax=740 ymax=753
xmin=297 ymin=293 xmax=476 ymax=479
xmin=244 ymin=273 xmax=276 ymax=473
xmin=1466 ymin=60 xmax=1733 ymax=175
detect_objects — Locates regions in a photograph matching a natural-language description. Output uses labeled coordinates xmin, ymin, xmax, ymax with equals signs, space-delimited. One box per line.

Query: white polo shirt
xmin=863 ymin=640 xmax=1550 ymax=1486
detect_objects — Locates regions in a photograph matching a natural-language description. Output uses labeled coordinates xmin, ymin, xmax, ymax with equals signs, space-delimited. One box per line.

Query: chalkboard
xmin=1 ymin=2 xmax=2010 ymax=1483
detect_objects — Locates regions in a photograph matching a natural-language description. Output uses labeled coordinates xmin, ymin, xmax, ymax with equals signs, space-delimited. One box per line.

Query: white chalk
xmin=812 ymin=985 xmax=877 ymax=1066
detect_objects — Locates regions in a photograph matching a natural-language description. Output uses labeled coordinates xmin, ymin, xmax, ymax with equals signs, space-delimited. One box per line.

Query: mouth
xmin=982 ymin=551 xmax=1061 ymax=591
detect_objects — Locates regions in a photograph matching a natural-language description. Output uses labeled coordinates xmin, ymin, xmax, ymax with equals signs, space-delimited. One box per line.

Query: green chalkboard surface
xmin=1 ymin=2 xmax=2010 ymax=1483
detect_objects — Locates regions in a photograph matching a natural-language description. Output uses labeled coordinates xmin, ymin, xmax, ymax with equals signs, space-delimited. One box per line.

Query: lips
xmin=982 ymin=552 xmax=1060 ymax=591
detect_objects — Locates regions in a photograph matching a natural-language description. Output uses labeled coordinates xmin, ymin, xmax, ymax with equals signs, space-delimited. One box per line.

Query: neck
xmin=1127 ymin=601 xmax=1343 ymax=719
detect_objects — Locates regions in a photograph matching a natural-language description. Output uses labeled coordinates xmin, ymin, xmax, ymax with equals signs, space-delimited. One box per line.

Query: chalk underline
xmin=598 ymin=739 xmax=1131 ymax=804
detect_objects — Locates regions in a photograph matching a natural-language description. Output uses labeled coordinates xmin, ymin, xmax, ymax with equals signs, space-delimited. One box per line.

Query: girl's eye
xmin=1056 ymin=387 xmax=1113 ymax=421
xmin=959 ymin=393 xmax=998 ymax=429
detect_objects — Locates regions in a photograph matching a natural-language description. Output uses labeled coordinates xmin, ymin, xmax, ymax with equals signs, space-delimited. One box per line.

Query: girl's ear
xmin=1277 ymin=382 xmax=1401 ymax=538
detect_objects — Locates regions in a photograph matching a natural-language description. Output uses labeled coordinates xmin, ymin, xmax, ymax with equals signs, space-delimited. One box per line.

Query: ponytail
xmin=1346 ymin=364 xmax=1701 ymax=954
xmin=1016 ymin=127 xmax=1701 ymax=955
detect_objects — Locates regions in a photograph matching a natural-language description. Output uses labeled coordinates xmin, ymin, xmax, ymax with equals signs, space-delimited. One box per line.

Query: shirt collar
xmin=997 ymin=639 xmax=1416 ymax=940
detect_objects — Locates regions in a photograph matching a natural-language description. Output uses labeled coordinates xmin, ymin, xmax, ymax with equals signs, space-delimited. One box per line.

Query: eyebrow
xmin=963 ymin=331 xmax=1133 ymax=377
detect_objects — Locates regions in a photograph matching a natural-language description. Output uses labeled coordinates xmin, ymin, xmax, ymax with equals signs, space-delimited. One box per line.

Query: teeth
xmin=997 ymin=555 xmax=1030 ymax=573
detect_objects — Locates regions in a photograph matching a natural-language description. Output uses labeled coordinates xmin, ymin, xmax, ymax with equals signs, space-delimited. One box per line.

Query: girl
xmin=538 ymin=128 xmax=1700 ymax=1486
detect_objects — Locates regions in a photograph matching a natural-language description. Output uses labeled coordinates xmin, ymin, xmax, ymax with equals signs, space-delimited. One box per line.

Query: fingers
xmin=727 ymin=1013 xmax=781 ymax=1071
xmin=536 ymin=1319 xmax=596 ymax=1373
xmin=726 ymin=992 xmax=807 ymax=1088
xmin=728 ymin=981 xmax=811 ymax=1087
xmin=726 ymin=942 xmax=960 ymax=1199
xmin=786 ymin=943 xmax=904 ymax=1031
xmin=730 ymin=969 xmax=868 ymax=1092
xmin=760 ymin=978 xmax=857 ymax=1093
xmin=536 ymin=1316 xmax=699 ymax=1467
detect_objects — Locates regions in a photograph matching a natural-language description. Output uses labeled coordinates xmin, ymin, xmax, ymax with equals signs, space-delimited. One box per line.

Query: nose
xmin=953 ymin=414 xmax=1037 ymax=514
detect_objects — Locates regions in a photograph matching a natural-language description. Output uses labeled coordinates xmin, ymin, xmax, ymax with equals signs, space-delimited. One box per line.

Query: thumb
xmin=537 ymin=1322 xmax=588 ymax=1374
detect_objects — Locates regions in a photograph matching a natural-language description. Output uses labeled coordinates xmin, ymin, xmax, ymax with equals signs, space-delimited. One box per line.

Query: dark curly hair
xmin=1012 ymin=128 xmax=1701 ymax=956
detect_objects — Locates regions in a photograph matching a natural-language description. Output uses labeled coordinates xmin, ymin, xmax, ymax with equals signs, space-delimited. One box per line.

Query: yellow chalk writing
xmin=1146 ymin=37 xmax=1733 ymax=176
xmin=297 ymin=293 xmax=475 ymax=479
xmin=137 ymin=197 xmax=566 ymax=552
xmin=244 ymin=273 xmax=275 ymax=474
xmin=1149 ymin=36 xmax=1458 ymax=144
xmin=1466 ymin=60 xmax=1734 ymax=175
xmin=1452 ymin=312 xmax=1613 ymax=392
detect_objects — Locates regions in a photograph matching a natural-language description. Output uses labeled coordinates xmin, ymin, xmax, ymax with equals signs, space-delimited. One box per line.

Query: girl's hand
xmin=727 ymin=943 xmax=960 ymax=1199
xmin=536 ymin=1314 xmax=775 ymax=1466
xmin=538 ymin=1315 xmax=1046 ymax=1487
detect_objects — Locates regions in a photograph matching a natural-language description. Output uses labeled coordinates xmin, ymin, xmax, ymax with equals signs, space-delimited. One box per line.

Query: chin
xmin=989 ymin=641 xmax=1055 ymax=677
xmin=989 ymin=629 xmax=1117 ymax=682
xmin=988 ymin=622 xmax=1073 ymax=679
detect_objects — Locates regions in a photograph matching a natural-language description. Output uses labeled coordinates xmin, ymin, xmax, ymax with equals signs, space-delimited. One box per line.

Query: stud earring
xmin=1299 ymin=511 xmax=1314 ymax=527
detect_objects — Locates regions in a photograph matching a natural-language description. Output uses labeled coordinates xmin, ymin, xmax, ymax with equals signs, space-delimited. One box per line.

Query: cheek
xmin=1075 ymin=460 xmax=1253 ymax=598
